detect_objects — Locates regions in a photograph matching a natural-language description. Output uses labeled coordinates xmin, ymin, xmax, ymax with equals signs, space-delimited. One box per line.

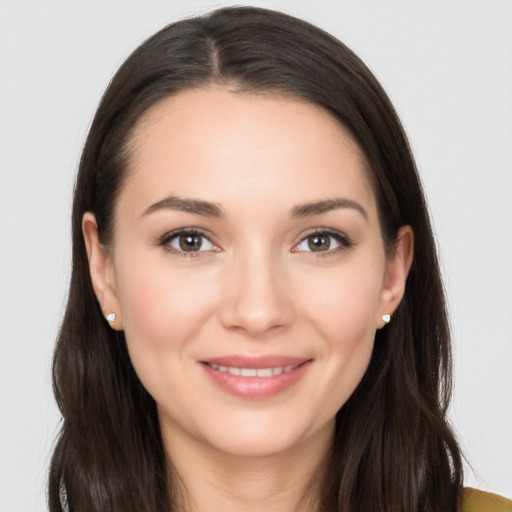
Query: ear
xmin=82 ymin=212 xmax=123 ymax=330
xmin=378 ymin=225 xmax=414 ymax=328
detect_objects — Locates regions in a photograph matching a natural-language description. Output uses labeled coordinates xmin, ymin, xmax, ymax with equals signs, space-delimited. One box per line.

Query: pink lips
xmin=200 ymin=355 xmax=312 ymax=399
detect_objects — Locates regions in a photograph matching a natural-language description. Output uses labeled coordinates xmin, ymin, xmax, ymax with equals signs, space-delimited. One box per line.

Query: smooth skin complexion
xmin=83 ymin=87 xmax=413 ymax=512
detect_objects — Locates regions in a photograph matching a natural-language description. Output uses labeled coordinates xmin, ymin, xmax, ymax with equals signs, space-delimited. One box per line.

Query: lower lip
xmin=201 ymin=361 xmax=312 ymax=399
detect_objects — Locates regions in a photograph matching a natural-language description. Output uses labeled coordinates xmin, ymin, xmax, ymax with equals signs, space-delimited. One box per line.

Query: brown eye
xmin=294 ymin=230 xmax=352 ymax=254
xmin=179 ymin=234 xmax=203 ymax=252
xmin=307 ymin=234 xmax=331 ymax=252
xmin=164 ymin=231 xmax=216 ymax=254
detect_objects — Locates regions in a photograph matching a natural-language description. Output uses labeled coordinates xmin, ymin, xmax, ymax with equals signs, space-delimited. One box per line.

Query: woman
xmin=48 ymin=6 xmax=512 ymax=512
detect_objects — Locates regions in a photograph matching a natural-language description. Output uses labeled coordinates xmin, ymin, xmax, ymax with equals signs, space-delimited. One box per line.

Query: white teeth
xmin=207 ymin=363 xmax=297 ymax=377
xmin=256 ymin=368 xmax=273 ymax=378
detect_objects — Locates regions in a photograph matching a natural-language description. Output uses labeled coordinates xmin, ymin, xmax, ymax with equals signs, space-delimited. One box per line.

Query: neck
xmin=163 ymin=424 xmax=333 ymax=512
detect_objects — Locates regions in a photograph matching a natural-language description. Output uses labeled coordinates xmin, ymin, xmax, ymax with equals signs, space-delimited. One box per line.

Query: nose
xmin=219 ymin=248 xmax=296 ymax=338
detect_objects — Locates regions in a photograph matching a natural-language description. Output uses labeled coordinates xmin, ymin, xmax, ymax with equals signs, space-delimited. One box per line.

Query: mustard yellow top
xmin=462 ymin=488 xmax=512 ymax=512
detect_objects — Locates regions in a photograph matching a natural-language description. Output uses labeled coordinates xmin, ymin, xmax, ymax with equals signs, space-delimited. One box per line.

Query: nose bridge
xmin=220 ymin=241 xmax=294 ymax=336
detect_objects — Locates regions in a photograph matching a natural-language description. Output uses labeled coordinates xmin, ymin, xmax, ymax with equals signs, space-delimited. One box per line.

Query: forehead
xmin=121 ymin=87 xmax=376 ymax=216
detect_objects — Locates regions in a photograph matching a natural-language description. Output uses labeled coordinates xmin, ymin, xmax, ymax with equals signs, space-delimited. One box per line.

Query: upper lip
xmin=201 ymin=355 xmax=311 ymax=369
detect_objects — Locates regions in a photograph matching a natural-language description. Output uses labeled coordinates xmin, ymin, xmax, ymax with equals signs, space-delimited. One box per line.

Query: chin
xmin=195 ymin=412 xmax=333 ymax=460
xmin=206 ymin=433 xmax=304 ymax=459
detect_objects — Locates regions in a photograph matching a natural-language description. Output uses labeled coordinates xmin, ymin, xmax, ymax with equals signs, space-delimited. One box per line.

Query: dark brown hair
xmin=49 ymin=6 xmax=463 ymax=511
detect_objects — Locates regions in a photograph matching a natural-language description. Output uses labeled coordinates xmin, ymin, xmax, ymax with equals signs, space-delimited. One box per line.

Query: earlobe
xmin=378 ymin=225 xmax=414 ymax=327
xmin=82 ymin=212 xmax=123 ymax=330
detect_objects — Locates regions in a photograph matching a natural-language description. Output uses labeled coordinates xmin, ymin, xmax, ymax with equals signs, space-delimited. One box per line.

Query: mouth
xmin=205 ymin=362 xmax=300 ymax=378
xmin=200 ymin=356 xmax=312 ymax=399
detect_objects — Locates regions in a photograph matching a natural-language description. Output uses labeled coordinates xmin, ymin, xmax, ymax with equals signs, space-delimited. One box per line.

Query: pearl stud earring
xmin=106 ymin=313 xmax=116 ymax=323
xmin=381 ymin=314 xmax=391 ymax=324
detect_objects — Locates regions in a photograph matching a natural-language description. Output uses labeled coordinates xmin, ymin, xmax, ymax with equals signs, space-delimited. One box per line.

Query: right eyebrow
xmin=141 ymin=195 xmax=225 ymax=218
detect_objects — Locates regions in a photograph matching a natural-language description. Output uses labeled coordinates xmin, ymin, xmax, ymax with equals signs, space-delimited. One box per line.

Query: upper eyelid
xmin=296 ymin=227 xmax=351 ymax=242
xmin=292 ymin=227 xmax=353 ymax=251
xmin=299 ymin=227 xmax=343 ymax=235
xmin=160 ymin=227 xmax=215 ymax=242
xmin=158 ymin=229 xmax=220 ymax=259
xmin=157 ymin=226 xmax=352 ymax=249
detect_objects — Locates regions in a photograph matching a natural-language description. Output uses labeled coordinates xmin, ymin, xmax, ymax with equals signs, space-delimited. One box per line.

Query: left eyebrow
xmin=290 ymin=198 xmax=368 ymax=221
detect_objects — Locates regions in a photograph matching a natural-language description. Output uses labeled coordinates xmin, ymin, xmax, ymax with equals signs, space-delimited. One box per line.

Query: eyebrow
xmin=291 ymin=198 xmax=368 ymax=220
xmin=142 ymin=196 xmax=224 ymax=218
xmin=141 ymin=195 xmax=367 ymax=221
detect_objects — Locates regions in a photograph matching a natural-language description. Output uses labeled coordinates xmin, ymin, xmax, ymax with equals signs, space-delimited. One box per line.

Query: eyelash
xmin=159 ymin=228 xmax=218 ymax=258
xmin=292 ymin=228 xmax=354 ymax=257
xmin=158 ymin=227 xmax=354 ymax=257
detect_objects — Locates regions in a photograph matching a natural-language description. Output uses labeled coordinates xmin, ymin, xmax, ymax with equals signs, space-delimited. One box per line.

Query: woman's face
xmin=84 ymin=87 xmax=411 ymax=459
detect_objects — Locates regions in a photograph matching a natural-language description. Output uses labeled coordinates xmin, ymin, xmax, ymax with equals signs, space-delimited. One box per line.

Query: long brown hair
xmin=49 ymin=7 xmax=463 ymax=511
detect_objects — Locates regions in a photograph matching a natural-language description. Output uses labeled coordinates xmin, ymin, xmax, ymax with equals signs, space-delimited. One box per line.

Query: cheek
xmin=295 ymin=261 xmax=384 ymax=409
xmin=299 ymin=262 xmax=384 ymax=345
xmin=113 ymin=259 xmax=225 ymax=429
xmin=113 ymin=255 xmax=219 ymax=377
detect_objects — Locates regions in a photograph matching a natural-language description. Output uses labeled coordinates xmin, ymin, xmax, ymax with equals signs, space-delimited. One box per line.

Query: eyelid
xmin=158 ymin=227 xmax=220 ymax=256
xmin=156 ymin=226 xmax=353 ymax=257
xmin=292 ymin=227 xmax=354 ymax=254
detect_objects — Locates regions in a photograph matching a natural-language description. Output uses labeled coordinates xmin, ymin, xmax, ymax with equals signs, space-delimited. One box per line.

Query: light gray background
xmin=1 ymin=1 xmax=511 ymax=510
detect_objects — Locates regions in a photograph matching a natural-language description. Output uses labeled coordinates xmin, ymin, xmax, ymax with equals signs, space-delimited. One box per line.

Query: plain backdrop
xmin=0 ymin=1 xmax=511 ymax=510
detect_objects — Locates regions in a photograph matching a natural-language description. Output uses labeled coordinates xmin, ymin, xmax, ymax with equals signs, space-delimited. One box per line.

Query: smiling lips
xmin=201 ymin=356 xmax=312 ymax=399
xmin=206 ymin=363 xmax=298 ymax=377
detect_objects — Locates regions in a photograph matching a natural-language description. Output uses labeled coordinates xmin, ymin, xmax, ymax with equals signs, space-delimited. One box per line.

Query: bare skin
xmin=83 ymin=87 xmax=413 ymax=511
xmin=166 ymin=417 xmax=331 ymax=511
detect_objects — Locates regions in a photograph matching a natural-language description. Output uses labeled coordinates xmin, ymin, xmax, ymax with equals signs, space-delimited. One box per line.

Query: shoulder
xmin=462 ymin=488 xmax=512 ymax=512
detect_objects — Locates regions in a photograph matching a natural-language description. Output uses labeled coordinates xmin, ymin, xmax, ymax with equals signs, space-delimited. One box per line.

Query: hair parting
xmin=49 ymin=7 xmax=463 ymax=511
